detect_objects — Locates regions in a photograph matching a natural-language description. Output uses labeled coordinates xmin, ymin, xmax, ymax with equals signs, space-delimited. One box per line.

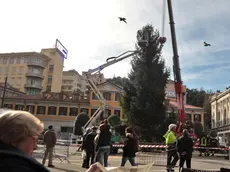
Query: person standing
xmin=121 ymin=127 xmax=138 ymax=166
xmin=95 ymin=122 xmax=112 ymax=167
xmin=177 ymin=129 xmax=194 ymax=171
xmin=42 ymin=125 xmax=57 ymax=168
xmin=82 ymin=126 xmax=98 ymax=168
xmin=163 ymin=124 xmax=179 ymax=172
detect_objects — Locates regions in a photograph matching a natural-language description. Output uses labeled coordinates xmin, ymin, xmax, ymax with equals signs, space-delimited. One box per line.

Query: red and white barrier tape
xmin=55 ymin=140 xmax=230 ymax=151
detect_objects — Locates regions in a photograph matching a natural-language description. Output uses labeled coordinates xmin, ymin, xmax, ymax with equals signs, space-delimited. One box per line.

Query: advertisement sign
xmin=166 ymin=90 xmax=176 ymax=98
xmin=55 ymin=39 xmax=68 ymax=59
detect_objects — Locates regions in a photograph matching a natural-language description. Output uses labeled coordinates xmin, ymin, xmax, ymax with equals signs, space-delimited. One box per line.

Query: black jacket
xmin=177 ymin=135 xmax=194 ymax=159
xmin=96 ymin=129 xmax=112 ymax=150
xmin=123 ymin=133 xmax=138 ymax=157
xmin=83 ymin=131 xmax=97 ymax=153
xmin=0 ymin=141 xmax=50 ymax=172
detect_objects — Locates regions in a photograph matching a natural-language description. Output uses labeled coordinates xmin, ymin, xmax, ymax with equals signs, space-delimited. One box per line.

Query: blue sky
xmin=0 ymin=0 xmax=230 ymax=91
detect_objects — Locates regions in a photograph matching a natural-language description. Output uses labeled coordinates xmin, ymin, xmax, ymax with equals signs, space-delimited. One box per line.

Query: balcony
xmin=26 ymin=72 xmax=44 ymax=79
xmin=24 ymin=83 xmax=42 ymax=90
xmin=27 ymin=61 xmax=45 ymax=68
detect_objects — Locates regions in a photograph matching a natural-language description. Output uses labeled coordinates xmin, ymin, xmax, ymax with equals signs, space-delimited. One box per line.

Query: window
xmin=70 ymin=108 xmax=78 ymax=116
xmin=104 ymin=109 xmax=111 ymax=117
xmin=37 ymin=106 xmax=46 ymax=114
xmin=17 ymin=77 xmax=21 ymax=84
xmin=0 ymin=67 xmax=2 ymax=73
xmin=60 ymin=127 xmax=73 ymax=133
xmin=5 ymin=67 xmax=8 ymax=74
xmin=16 ymin=57 xmax=21 ymax=64
xmin=80 ymin=108 xmax=88 ymax=114
xmin=224 ymin=109 xmax=227 ymax=125
xmin=103 ymin=92 xmax=111 ymax=100
xmin=194 ymin=114 xmax=201 ymax=122
xmin=48 ymin=106 xmax=57 ymax=115
xmin=114 ymin=110 xmax=120 ymax=116
xmin=12 ymin=67 xmax=16 ymax=74
xmin=9 ymin=58 xmax=14 ymax=64
xmin=59 ymin=107 xmax=67 ymax=116
xmin=3 ymin=58 xmax=7 ymax=64
xmin=115 ymin=93 xmax=120 ymax=101
xmin=26 ymin=105 xmax=35 ymax=114
xmin=186 ymin=113 xmax=192 ymax=120
xmin=91 ymin=109 xmax=97 ymax=116
xmin=92 ymin=92 xmax=98 ymax=100
xmin=46 ymin=86 xmax=51 ymax=92
xmin=10 ymin=78 xmax=14 ymax=85
xmin=15 ymin=105 xmax=24 ymax=110
xmin=48 ymin=76 xmax=52 ymax=84
xmin=18 ymin=67 xmax=23 ymax=73
xmin=48 ymin=65 xmax=54 ymax=72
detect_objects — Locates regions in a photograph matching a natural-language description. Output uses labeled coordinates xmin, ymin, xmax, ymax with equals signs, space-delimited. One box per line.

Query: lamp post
xmin=1 ymin=75 xmax=8 ymax=108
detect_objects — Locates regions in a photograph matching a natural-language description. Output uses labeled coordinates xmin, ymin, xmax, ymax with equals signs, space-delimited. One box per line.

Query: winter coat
xmin=0 ymin=141 xmax=50 ymax=172
xmin=95 ymin=128 xmax=112 ymax=151
xmin=122 ymin=133 xmax=138 ymax=157
xmin=43 ymin=129 xmax=57 ymax=148
xmin=83 ymin=131 xmax=97 ymax=153
xmin=177 ymin=135 xmax=194 ymax=159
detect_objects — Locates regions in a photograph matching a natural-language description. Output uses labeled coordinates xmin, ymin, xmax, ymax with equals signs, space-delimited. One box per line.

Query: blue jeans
xmin=95 ymin=146 xmax=110 ymax=167
xmin=121 ymin=157 xmax=136 ymax=166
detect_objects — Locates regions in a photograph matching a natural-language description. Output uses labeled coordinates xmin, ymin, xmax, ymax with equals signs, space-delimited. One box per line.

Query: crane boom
xmin=82 ymin=50 xmax=139 ymax=131
xmin=166 ymin=0 xmax=185 ymax=133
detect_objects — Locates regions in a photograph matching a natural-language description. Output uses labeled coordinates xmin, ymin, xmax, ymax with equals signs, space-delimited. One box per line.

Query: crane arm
xmin=82 ymin=50 xmax=140 ymax=131
xmin=166 ymin=0 xmax=185 ymax=134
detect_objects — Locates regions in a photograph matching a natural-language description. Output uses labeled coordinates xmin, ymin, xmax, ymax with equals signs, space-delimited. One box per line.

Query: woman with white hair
xmin=0 ymin=110 xmax=50 ymax=172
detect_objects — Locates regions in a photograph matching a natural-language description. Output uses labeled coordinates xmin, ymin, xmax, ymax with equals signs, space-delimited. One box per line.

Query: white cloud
xmin=0 ymin=0 xmax=230 ymax=88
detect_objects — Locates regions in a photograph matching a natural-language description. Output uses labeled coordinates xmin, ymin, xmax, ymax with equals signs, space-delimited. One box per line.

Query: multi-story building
xmin=0 ymin=52 xmax=49 ymax=94
xmin=41 ymin=48 xmax=64 ymax=93
xmin=0 ymin=48 xmax=64 ymax=95
xmin=166 ymin=80 xmax=205 ymax=125
xmin=2 ymin=92 xmax=90 ymax=137
xmin=62 ymin=69 xmax=83 ymax=93
xmin=211 ymin=89 xmax=230 ymax=142
xmin=89 ymin=80 xmax=123 ymax=120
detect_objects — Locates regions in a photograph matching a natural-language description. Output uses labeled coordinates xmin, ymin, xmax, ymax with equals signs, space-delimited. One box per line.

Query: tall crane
xmin=166 ymin=0 xmax=194 ymax=136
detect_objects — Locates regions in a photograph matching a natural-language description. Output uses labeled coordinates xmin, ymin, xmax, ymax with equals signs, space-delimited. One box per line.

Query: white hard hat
xmin=168 ymin=124 xmax=177 ymax=130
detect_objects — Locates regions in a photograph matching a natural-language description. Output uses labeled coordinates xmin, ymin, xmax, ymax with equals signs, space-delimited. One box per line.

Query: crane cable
xmin=159 ymin=0 xmax=167 ymax=45
xmin=162 ymin=0 xmax=166 ymax=37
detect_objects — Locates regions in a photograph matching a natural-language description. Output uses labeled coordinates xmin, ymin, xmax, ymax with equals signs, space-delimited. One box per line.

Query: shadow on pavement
xmin=52 ymin=167 xmax=82 ymax=172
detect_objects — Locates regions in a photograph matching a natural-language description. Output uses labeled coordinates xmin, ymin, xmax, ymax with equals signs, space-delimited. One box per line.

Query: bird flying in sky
xmin=204 ymin=41 xmax=211 ymax=47
xmin=118 ymin=17 xmax=127 ymax=23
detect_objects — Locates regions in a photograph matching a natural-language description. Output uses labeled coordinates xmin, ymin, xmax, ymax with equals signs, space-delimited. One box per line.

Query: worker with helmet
xmin=163 ymin=124 xmax=179 ymax=172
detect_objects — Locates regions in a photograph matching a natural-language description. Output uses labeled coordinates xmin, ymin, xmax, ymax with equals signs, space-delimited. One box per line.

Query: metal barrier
xmin=136 ymin=152 xmax=167 ymax=166
xmin=34 ymin=140 xmax=72 ymax=163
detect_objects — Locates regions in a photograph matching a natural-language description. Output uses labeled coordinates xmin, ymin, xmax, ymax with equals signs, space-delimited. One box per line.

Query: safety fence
xmin=34 ymin=140 xmax=230 ymax=166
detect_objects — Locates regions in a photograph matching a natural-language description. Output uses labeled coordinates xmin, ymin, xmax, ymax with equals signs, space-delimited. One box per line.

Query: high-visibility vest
xmin=200 ymin=137 xmax=207 ymax=146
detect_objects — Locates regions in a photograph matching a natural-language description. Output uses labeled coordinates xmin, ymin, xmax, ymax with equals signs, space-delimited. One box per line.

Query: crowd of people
xmin=81 ymin=119 xmax=139 ymax=168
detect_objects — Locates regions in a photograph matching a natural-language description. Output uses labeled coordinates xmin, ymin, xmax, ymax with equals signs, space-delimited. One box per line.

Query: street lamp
xmin=1 ymin=67 xmax=9 ymax=108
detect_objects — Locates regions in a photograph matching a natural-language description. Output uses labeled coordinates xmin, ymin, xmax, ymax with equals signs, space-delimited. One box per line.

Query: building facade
xmin=165 ymin=80 xmax=205 ymax=125
xmin=0 ymin=48 xmax=64 ymax=95
xmin=62 ymin=69 xmax=83 ymax=93
xmin=211 ymin=89 xmax=230 ymax=142
xmin=89 ymin=81 xmax=123 ymax=120
xmin=2 ymin=92 xmax=90 ymax=136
